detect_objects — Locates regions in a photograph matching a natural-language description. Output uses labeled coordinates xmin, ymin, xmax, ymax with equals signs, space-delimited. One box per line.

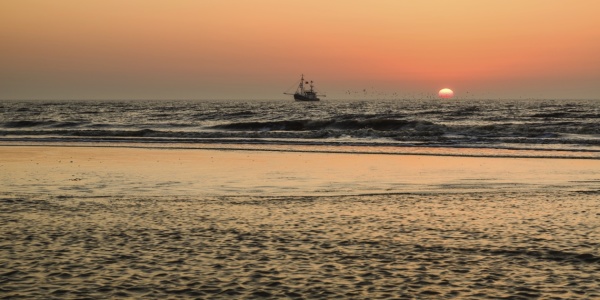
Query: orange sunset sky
xmin=1 ymin=0 xmax=599 ymax=100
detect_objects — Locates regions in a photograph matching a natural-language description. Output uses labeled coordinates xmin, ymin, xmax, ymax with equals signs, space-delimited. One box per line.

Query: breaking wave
xmin=211 ymin=119 xmax=443 ymax=132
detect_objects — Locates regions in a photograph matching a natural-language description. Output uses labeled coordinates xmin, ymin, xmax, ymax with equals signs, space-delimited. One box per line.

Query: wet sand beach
xmin=1 ymin=146 xmax=599 ymax=299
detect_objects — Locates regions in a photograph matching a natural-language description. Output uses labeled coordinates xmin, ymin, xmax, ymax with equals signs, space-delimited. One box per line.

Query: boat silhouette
xmin=284 ymin=74 xmax=325 ymax=101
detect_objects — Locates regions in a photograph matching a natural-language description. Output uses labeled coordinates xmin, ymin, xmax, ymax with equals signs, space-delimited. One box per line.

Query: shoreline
xmin=1 ymin=141 xmax=599 ymax=160
xmin=2 ymin=145 xmax=599 ymax=197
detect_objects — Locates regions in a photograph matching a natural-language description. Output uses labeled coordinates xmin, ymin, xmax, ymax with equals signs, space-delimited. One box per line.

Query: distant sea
xmin=1 ymin=99 xmax=599 ymax=158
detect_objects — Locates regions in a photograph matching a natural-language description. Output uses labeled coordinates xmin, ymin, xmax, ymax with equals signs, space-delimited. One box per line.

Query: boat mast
xmin=299 ymin=74 xmax=305 ymax=94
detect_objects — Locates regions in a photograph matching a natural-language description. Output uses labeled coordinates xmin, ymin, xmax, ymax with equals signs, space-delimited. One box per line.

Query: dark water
xmin=1 ymin=99 xmax=599 ymax=157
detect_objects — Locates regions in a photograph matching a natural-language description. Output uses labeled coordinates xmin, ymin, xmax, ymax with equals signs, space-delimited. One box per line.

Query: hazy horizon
xmin=2 ymin=1 xmax=600 ymax=100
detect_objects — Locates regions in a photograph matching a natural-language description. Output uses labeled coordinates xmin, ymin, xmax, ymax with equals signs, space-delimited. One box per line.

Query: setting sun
xmin=438 ymin=88 xmax=454 ymax=99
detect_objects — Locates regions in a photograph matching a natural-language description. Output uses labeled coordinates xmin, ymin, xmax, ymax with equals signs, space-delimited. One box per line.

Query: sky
xmin=1 ymin=0 xmax=600 ymax=100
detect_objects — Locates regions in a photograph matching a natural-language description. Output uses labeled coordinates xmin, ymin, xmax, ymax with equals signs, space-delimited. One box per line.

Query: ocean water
xmin=2 ymin=99 xmax=600 ymax=299
xmin=1 ymin=99 xmax=599 ymax=158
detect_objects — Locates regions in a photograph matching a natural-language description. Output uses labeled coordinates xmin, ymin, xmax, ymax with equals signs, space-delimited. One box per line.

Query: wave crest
xmin=212 ymin=119 xmax=444 ymax=132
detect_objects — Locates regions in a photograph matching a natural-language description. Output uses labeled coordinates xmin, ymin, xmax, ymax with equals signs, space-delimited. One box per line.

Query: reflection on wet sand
xmin=1 ymin=146 xmax=599 ymax=299
xmin=1 ymin=192 xmax=599 ymax=299
xmin=1 ymin=146 xmax=599 ymax=196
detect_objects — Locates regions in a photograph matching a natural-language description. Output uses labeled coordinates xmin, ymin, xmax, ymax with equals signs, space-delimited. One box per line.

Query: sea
xmin=1 ymin=98 xmax=600 ymax=299
xmin=1 ymin=98 xmax=599 ymax=158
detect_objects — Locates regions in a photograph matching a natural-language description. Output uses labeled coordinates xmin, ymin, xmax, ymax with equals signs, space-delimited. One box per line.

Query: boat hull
xmin=294 ymin=94 xmax=320 ymax=101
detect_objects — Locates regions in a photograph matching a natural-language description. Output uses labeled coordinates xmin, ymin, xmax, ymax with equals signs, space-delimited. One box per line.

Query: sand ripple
xmin=1 ymin=191 xmax=599 ymax=299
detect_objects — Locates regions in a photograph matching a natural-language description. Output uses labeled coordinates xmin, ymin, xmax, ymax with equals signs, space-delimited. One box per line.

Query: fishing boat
xmin=284 ymin=74 xmax=325 ymax=101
